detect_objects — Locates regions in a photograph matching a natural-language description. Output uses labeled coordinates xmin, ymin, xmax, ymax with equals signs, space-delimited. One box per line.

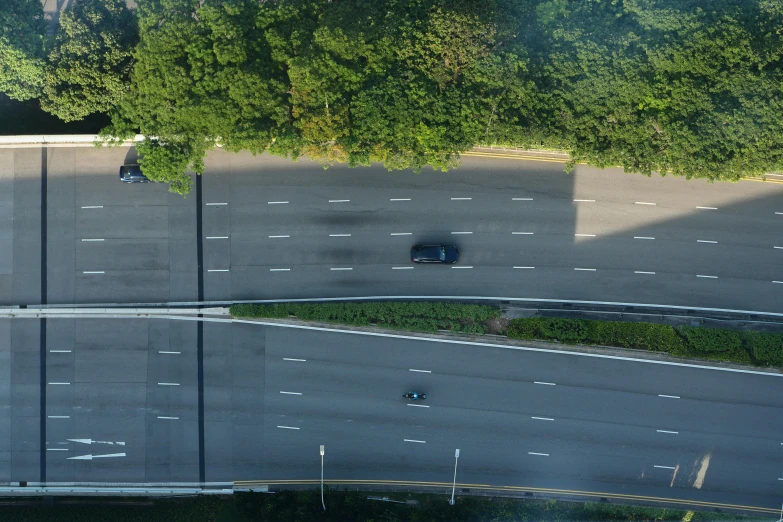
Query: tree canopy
xmin=2 ymin=0 xmax=782 ymax=193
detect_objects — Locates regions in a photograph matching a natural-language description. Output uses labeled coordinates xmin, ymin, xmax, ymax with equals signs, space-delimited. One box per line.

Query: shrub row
xmin=230 ymin=302 xmax=500 ymax=334
xmin=507 ymin=317 xmax=783 ymax=367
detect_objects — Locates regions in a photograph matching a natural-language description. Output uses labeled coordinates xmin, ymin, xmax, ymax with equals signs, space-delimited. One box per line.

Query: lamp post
xmin=449 ymin=449 xmax=460 ymax=505
xmin=320 ymin=445 xmax=326 ymax=511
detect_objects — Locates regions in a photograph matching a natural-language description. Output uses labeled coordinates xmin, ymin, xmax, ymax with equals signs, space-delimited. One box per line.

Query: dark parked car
xmin=119 ymin=164 xmax=150 ymax=183
xmin=411 ymin=244 xmax=459 ymax=264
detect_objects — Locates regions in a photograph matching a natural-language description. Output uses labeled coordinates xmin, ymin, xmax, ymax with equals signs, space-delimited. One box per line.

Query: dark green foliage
xmin=508 ymin=317 xmax=782 ymax=367
xmin=230 ymin=301 xmax=499 ymax=334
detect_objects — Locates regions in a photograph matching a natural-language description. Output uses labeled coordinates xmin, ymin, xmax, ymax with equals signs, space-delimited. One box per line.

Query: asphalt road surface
xmin=0 ymin=146 xmax=781 ymax=312
xmin=2 ymin=318 xmax=781 ymax=510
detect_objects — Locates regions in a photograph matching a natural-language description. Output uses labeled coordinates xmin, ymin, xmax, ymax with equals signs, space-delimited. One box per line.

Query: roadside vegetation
xmin=2 ymin=0 xmax=782 ymax=193
xmin=231 ymin=302 xmax=783 ymax=368
xmin=0 ymin=491 xmax=765 ymax=521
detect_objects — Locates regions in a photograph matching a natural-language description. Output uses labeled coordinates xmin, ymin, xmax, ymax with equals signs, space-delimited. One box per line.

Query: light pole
xmin=320 ymin=445 xmax=326 ymax=511
xmin=449 ymin=448 xmax=460 ymax=505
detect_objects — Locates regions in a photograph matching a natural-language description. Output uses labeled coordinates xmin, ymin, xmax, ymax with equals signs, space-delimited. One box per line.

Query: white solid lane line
xmin=208 ymin=269 xmax=229 ymax=272
xmin=392 ymin=267 xmax=414 ymax=270
xmin=575 ymin=233 xmax=596 ymax=237
xmin=534 ymin=381 xmax=556 ymax=386
xmin=528 ymin=452 xmax=549 ymax=456
xmin=697 ymin=206 xmax=718 ymax=210
xmin=277 ymin=426 xmax=300 ymax=430
xmin=697 ymin=275 xmax=718 ymax=279
xmin=512 ymin=232 xmax=534 ymax=235
xmin=80 ymin=205 xmax=103 ymax=209
xmin=269 ymin=235 xmax=290 ymax=238
xmin=390 ymin=198 xmax=411 ymax=201
xmin=82 ymin=271 xmax=104 ymax=274
xmin=407 ymin=404 xmax=430 ymax=408
xmin=634 ymin=236 xmax=655 ymax=240
xmin=283 ymin=358 xmax=306 ymax=362
xmin=573 ymin=199 xmax=595 ymax=202
xmin=270 ymin=268 xmax=291 ymax=272
xmin=390 ymin=232 xmax=412 ymax=236
xmin=330 ymin=267 xmax=353 ymax=271
xmin=329 ymin=234 xmax=351 ymax=237
xmin=635 ymin=271 xmax=656 ymax=275
xmin=81 ymin=238 xmax=104 ymax=242
xmin=280 ymin=391 xmax=302 ymax=395
xmin=409 ymin=369 xmax=431 ymax=373
xmin=268 ymin=201 xmax=289 ymax=204
xmin=158 ymin=382 xmax=180 ymax=386
xmin=451 ymin=197 xmax=472 ymax=200
xmin=329 ymin=199 xmax=350 ymax=203
xmin=574 ymin=268 xmax=596 ymax=271
xmin=657 ymin=429 xmax=678 ymax=434
xmin=206 ymin=236 xmax=229 ymax=239
xmin=659 ymin=394 xmax=680 ymax=399
xmin=654 ymin=465 xmax=676 ymax=470
xmin=206 ymin=202 xmax=227 ymax=206
xmin=531 ymin=417 xmax=554 ymax=421
xmin=158 ymin=416 xmax=179 ymax=420
xmin=697 ymin=240 xmax=717 ymax=243
xmin=451 ymin=231 xmax=472 ymax=234
xmin=513 ymin=266 xmax=535 ymax=269
xmin=404 ymin=439 xmax=426 ymax=443
xmin=512 ymin=197 xmax=533 ymax=201
xmin=635 ymin=202 xmax=656 ymax=205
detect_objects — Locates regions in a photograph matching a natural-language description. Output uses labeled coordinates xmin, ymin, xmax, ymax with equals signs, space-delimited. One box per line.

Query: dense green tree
xmin=41 ymin=0 xmax=138 ymax=122
xmin=0 ymin=0 xmax=48 ymax=101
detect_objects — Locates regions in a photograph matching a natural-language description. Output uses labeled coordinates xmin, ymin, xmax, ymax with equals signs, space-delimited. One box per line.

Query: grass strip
xmin=230 ymin=302 xmax=500 ymax=334
xmin=508 ymin=317 xmax=783 ymax=367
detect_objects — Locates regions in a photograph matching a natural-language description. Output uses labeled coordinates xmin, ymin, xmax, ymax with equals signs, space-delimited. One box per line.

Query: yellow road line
xmin=232 ymin=478 xmax=778 ymax=514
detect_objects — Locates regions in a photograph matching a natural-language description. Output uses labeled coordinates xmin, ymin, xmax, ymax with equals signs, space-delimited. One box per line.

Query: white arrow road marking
xmin=68 ymin=439 xmax=125 ymax=446
xmin=68 ymin=452 xmax=126 ymax=460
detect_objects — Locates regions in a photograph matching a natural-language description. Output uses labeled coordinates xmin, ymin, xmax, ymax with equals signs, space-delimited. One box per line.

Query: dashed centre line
xmin=392 ymin=267 xmax=414 ymax=270
xmin=696 ymin=275 xmax=718 ymax=279
xmin=634 ymin=236 xmax=655 ymax=240
xmin=48 ymin=416 xmax=70 ymax=419
xmin=697 ymin=240 xmax=717 ymax=244
xmin=404 ymin=439 xmax=426 ymax=443
xmin=158 ymin=416 xmax=179 ymax=420
xmin=205 ymin=202 xmax=227 ymax=206
xmin=528 ymin=452 xmax=549 ymax=456
xmin=280 ymin=391 xmax=302 ymax=396
xmin=267 ymin=201 xmax=289 ymax=204
xmin=452 ymin=266 xmax=473 ymax=269
xmin=531 ymin=417 xmax=554 ymax=421
xmin=659 ymin=395 xmax=680 ymax=399
xmin=390 ymin=233 xmax=412 ymax=236
xmin=390 ymin=198 xmax=411 ymax=201
xmin=654 ymin=465 xmax=676 ymax=470
xmin=512 ymin=232 xmax=534 ymax=235
xmin=534 ymin=381 xmax=556 ymax=386
xmin=697 ymin=206 xmax=718 ymax=210
xmin=269 ymin=235 xmax=290 ymax=238
xmin=656 ymin=430 xmax=679 ymax=434
xmin=206 ymin=236 xmax=229 ymax=239
xmin=451 ymin=231 xmax=473 ymax=234
xmin=574 ymin=268 xmax=596 ymax=271
xmin=329 ymin=234 xmax=352 ymax=237
xmin=330 ymin=267 xmax=353 ymax=271
xmin=512 ymin=197 xmax=534 ymax=201
xmin=514 ymin=266 xmax=535 ymax=269
xmin=409 ymin=369 xmax=431 ymax=373
xmin=270 ymin=268 xmax=291 ymax=272
xmin=283 ymin=358 xmax=306 ymax=362
xmin=635 ymin=271 xmax=656 ymax=275
xmin=80 ymin=205 xmax=103 ymax=209
xmin=451 ymin=197 xmax=472 ymax=201
xmin=573 ymin=199 xmax=595 ymax=202
xmin=82 ymin=271 xmax=104 ymax=274
xmin=407 ymin=404 xmax=430 ymax=408
xmin=207 ymin=269 xmax=229 ymax=272
xmin=81 ymin=238 xmax=104 ymax=242
xmin=277 ymin=426 xmax=300 ymax=430
xmin=575 ymin=233 xmax=596 ymax=237
xmin=329 ymin=199 xmax=350 ymax=203
xmin=634 ymin=202 xmax=656 ymax=206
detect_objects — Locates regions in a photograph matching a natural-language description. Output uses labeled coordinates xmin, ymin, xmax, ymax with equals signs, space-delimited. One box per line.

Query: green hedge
xmin=230 ymin=302 xmax=500 ymax=334
xmin=508 ymin=317 xmax=783 ymax=367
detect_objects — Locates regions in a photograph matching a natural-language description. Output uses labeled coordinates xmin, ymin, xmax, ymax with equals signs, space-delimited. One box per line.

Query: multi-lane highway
xmin=1 ymin=146 xmax=782 ymax=311
xmin=2 ymin=317 xmax=781 ymax=511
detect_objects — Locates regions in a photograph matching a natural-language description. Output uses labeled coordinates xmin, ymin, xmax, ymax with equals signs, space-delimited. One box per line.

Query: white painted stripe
xmin=329 ymin=199 xmax=350 ymax=203
xmin=528 ymin=452 xmax=549 ymax=456
xmin=206 ymin=236 xmax=229 ymax=239
xmin=575 ymin=233 xmax=596 ymax=237
xmin=451 ymin=231 xmax=472 ymax=234
xmin=404 ymin=439 xmax=426 ymax=443
xmin=390 ymin=198 xmax=411 ymax=201
xmin=159 ymin=351 xmax=181 ymax=354
xmin=512 ymin=198 xmax=533 ymax=201
xmin=392 ymin=267 xmax=414 ymax=270
xmin=635 ymin=271 xmax=656 ymax=275
xmin=774 ymin=246 xmax=783 ymax=250
xmin=82 ymin=271 xmax=104 ymax=274
xmin=206 ymin=202 xmax=227 ymax=206
xmin=534 ymin=381 xmax=556 ymax=386
xmin=277 ymin=426 xmax=300 ymax=430
xmin=48 ymin=382 xmax=70 ymax=385
xmin=269 ymin=235 xmax=290 ymax=238
xmin=390 ymin=233 xmax=412 ymax=236
xmin=574 ymin=268 xmax=596 ymax=271
xmin=158 ymin=382 xmax=180 ymax=386
xmin=407 ymin=404 xmax=430 ymax=408
xmin=283 ymin=358 xmax=306 ymax=362
xmin=409 ymin=369 xmax=431 ymax=373
xmin=232 ymin=319 xmax=783 ymax=376
xmin=656 ymin=430 xmax=678 ymax=434
xmin=635 ymin=202 xmax=656 ymax=206
xmin=634 ymin=236 xmax=655 ymax=240
xmin=329 ymin=234 xmax=351 ymax=237
xmin=774 ymin=281 xmax=783 ymax=284
xmin=452 ymin=266 xmax=473 ymax=269
xmin=697 ymin=206 xmax=718 ymax=210
xmin=50 ymin=350 xmax=71 ymax=353
xmin=514 ymin=266 xmax=535 ymax=269
xmin=777 ymin=212 xmax=783 ymax=215
xmin=451 ymin=198 xmax=472 ymax=200
xmin=531 ymin=417 xmax=554 ymax=421
xmin=80 ymin=205 xmax=103 ymax=209
xmin=697 ymin=240 xmax=717 ymax=244
xmin=157 ymin=416 xmax=179 ymax=420
xmin=330 ymin=267 xmax=353 ymax=271
xmin=280 ymin=391 xmax=302 ymax=396
xmin=81 ymin=239 xmax=104 ymax=242
xmin=208 ymin=269 xmax=229 ymax=272
xmin=48 ymin=416 xmax=70 ymax=419
xmin=270 ymin=268 xmax=291 ymax=272
xmin=47 ymin=448 xmax=68 ymax=451
xmin=573 ymin=199 xmax=595 ymax=202
xmin=654 ymin=465 xmax=676 ymax=470
xmin=512 ymin=232 xmax=534 ymax=235
xmin=696 ymin=275 xmax=717 ymax=279
xmin=658 ymin=395 xmax=680 ymax=399
xmin=267 ymin=201 xmax=289 ymax=204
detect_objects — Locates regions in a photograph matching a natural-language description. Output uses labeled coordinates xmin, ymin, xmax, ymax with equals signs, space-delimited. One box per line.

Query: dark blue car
xmin=119 ymin=164 xmax=150 ymax=183
xmin=411 ymin=245 xmax=459 ymax=264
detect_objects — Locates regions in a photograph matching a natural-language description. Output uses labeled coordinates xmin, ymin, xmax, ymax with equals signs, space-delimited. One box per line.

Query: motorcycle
xmin=403 ymin=392 xmax=426 ymax=401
